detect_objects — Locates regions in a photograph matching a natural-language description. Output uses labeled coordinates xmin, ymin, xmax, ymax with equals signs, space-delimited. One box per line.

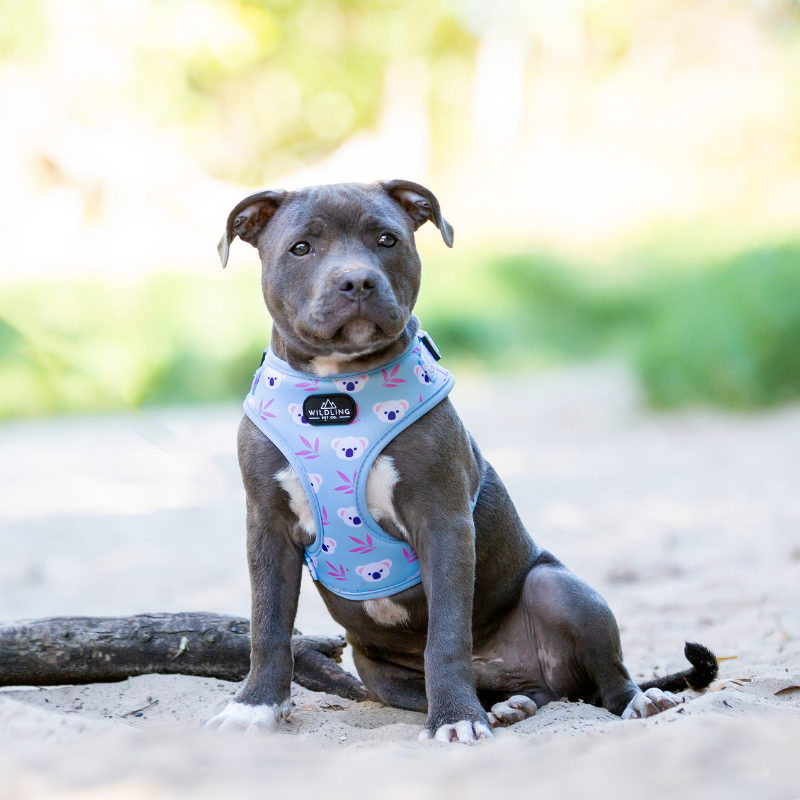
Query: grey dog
xmin=204 ymin=180 xmax=717 ymax=742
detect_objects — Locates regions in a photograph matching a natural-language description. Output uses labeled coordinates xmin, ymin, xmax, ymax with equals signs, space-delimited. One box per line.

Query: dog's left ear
xmin=218 ymin=190 xmax=286 ymax=268
xmin=379 ymin=180 xmax=454 ymax=248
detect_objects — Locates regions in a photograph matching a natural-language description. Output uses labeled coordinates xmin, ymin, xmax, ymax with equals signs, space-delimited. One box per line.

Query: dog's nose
xmin=337 ymin=270 xmax=376 ymax=300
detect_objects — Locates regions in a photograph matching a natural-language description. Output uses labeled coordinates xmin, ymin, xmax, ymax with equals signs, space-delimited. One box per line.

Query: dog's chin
xmin=298 ymin=316 xmax=405 ymax=358
xmin=341 ymin=319 xmax=379 ymax=350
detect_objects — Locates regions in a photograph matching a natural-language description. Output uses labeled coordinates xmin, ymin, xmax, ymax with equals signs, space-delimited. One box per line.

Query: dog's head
xmin=218 ymin=181 xmax=453 ymax=361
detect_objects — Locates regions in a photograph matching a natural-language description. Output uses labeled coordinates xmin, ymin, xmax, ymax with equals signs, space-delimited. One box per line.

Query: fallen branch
xmin=0 ymin=613 xmax=369 ymax=702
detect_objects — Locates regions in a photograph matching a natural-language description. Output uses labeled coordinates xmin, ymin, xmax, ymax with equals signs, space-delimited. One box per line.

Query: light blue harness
xmin=244 ymin=330 xmax=457 ymax=600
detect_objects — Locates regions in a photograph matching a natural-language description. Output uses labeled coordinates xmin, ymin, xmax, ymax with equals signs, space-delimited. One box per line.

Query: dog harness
xmin=244 ymin=330 xmax=457 ymax=600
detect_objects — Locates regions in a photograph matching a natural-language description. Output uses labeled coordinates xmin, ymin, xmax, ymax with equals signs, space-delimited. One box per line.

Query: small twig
xmin=121 ymin=698 xmax=159 ymax=717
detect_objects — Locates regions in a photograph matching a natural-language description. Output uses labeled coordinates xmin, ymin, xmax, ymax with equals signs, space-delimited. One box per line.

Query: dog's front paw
xmin=621 ymin=688 xmax=680 ymax=720
xmin=418 ymin=702 xmax=493 ymax=745
xmin=418 ymin=719 xmax=493 ymax=744
xmin=203 ymin=700 xmax=290 ymax=735
xmin=487 ymin=695 xmax=537 ymax=728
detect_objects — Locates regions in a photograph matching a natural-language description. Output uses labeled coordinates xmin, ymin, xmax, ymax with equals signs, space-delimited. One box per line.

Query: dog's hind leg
xmin=488 ymin=560 xmax=641 ymax=716
xmin=351 ymin=645 xmax=428 ymax=712
xmin=519 ymin=562 xmax=689 ymax=719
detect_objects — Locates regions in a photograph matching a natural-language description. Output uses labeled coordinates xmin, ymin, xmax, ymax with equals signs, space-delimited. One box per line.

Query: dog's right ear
xmin=218 ymin=190 xmax=285 ymax=268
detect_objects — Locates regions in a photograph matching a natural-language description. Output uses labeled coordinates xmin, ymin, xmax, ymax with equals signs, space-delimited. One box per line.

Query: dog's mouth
xmin=296 ymin=305 xmax=407 ymax=356
xmin=301 ymin=319 xmax=389 ymax=355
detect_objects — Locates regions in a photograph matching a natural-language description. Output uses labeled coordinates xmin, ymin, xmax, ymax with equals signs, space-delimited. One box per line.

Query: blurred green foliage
xmin=2 ymin=0 xmax=800 ymax=417
xmin=0 ymin=271 xmax=269 ymax=417
xmin=422 ymin=243 xmax=800 ymax=409
xmin=2 ymin=241 xmax=800 ymax=418
xmin=636 ymin=247 xmax=800 ymax=407
xmin=132 ymin=0 xmax=477 ymax=183
xmin=0 ymin=0 xmax=48 ymax=62
xmin=0 ymin=0 xmax=477 ymax=184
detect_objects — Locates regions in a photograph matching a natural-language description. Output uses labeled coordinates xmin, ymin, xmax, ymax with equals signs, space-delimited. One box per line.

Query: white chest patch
xmin=312 ymin=356 xmax=346 ymax=377
xmin=363 ymin=596 xmax=410 ymax=626
xmin=275 ymin=466 xmax=316 ymax=545
xmin=364 ymin=455 xmax=408 ymax=537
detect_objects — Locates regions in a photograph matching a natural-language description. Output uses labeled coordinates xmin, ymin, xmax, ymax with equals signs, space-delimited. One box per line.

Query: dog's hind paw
xmin=487 ymin=695 xmax=537 ymax=728
xmin=202 ymin=701 xmax=290 ymax=735
xmin=621 ymin=688 xmax=680 ymax=720
xmin=418 ymin=720 xmax=494 ymax=744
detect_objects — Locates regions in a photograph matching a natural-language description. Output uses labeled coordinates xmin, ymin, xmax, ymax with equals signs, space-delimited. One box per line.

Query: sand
xmin=1 ymin=363 xmax=799 ymax=798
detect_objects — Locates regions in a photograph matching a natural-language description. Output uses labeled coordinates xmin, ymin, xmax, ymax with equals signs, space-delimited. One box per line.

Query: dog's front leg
xmin=204 ymin=483 xmax=303 ymax=735
xmin=417 ymin=513 xmax=493 ymax=744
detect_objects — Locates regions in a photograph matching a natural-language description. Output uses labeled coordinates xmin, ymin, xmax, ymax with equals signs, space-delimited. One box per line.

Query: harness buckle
xmin=419 ymin=331 xmax=442 ymax=361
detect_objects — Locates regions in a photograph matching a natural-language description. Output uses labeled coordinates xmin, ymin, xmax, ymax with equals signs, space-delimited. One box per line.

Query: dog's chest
xmin=245 ymin=333 xmax=454 ymax=599
xmin=275 ymin=456 xmax=408 ymax=544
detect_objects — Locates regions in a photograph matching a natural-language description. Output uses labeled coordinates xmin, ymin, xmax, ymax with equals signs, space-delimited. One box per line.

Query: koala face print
xmin=373 ymin=400 xmax=409 ymax=423
xmin=355 ymin=560 xmax=392 ymax=582
xmin=263 ymin=368 xmax=284 ymax=388
xmin=337 ymin=507 xmax=362 ymax=527
xmin=414 ymin=363 xmax=435 ymax=385
xmin=331 ymin=436 xmax=368 ymax=460
xmin=321 ymin=537 xmax=337 ymax=555
xmin=288 ymin=403 xmax=309 ymax=426
xmin=308 ymin=473 xmax=323 ymax=493
xmin=334 ymin=375 xmax=368 ymax=393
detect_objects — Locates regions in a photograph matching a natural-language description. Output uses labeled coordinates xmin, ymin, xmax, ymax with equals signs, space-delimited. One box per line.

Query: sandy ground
xmin=1 ymin=363 xmax=800 ymax=799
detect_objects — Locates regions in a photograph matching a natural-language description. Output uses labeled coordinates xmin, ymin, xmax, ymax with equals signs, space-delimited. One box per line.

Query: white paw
xmin=622 ymin=688 xmax=680 ymax=720
xmin=418 ymin=720 xmax=494 ymax=744
xmin=487 ymin=695 xmax=537 ymax=728
xmin=203 ymin=701 xmax=290 ymax=735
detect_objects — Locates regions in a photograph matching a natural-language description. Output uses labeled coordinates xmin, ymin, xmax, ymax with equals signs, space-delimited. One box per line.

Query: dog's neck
xmin=270 ymin=318 xmax=420 ymax=377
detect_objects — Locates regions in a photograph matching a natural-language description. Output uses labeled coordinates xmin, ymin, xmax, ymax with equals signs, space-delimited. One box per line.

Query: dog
xmin=203 ymin=180 xmax=717 ymax=742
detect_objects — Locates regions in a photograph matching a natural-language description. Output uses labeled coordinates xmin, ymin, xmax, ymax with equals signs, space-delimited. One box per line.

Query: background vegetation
xmin=3 ymin=238 xmax=800 ymax=417
xmin=2 ymin=0 xmax=800 ymax=418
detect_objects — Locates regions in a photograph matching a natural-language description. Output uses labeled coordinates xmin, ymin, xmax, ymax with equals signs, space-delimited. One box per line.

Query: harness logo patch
xmin=303 ymin=393 xmax=357 ymax=426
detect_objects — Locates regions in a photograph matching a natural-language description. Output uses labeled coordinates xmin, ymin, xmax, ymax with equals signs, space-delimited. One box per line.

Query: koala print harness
xmin=244 ymin=331 xmax=459 ymax=600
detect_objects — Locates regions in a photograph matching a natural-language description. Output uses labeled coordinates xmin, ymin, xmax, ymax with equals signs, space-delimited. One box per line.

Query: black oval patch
xmin=303 ymin=393 xmax=357 ymax=426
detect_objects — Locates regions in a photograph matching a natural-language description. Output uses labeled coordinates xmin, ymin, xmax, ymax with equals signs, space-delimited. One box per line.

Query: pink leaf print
xmin=402 ymin=546 xmax=419 ymax=565
xmin=412 ymin=346 xmax=421 ymax=355
xmin=296 ymin=435 xmax=321 ymax=459
xmin=295 ymin=380 xmax=320 ymax=392
xmin=334 ymin=470 xmax=357 ymax=494
xmin=321 ymin=506 xmax=330 ymax=526
xmin=257 ymin=398 xmax=276 ymax=419
xmin=349 ymin=533 xmax=375 ymax=554
xmin=326 ymin=562 xmax=347 ymax=581
xmin=381 ymin=363 xmax=407 ymax=388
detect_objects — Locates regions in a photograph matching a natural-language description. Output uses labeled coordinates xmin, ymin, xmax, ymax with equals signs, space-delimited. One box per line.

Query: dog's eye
xmin=290 ymin=241 xmax=311 ymax=256
xmin=378 ymin=233 xmax=397 ymax=248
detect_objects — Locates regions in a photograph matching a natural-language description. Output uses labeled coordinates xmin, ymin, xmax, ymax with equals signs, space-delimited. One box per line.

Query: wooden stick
xmin=0 ymin=613 xmax=369 ymax=701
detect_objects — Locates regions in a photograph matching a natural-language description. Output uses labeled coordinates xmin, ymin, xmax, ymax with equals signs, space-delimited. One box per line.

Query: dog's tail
xmin=638 ymin=642 xmax=718 ymax=693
